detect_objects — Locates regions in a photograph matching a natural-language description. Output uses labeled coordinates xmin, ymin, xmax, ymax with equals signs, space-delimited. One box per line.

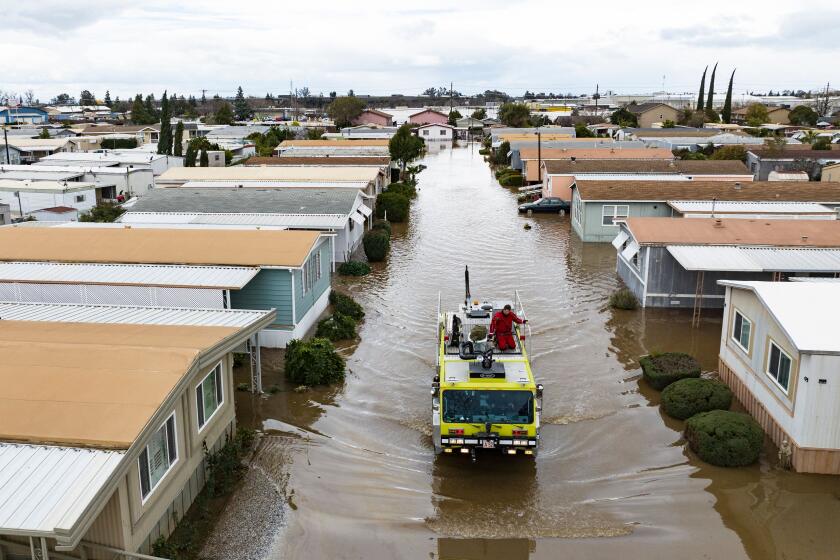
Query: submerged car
xmin=518 ymin=197 xmax=568 ymax=213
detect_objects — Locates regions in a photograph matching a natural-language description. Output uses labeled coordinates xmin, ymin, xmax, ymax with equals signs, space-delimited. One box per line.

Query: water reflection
xmin=437 ymin=537 xmax=534 ymax=560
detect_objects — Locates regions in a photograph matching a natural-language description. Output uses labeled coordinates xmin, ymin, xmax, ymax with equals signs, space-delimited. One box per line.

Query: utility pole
xmin=450 ymin=81 xmax=453 ymax=118
xmin=2 ymin=125 xmax=9 ymax=165
xmin=536 ymin=125 xmax=542 ymax=184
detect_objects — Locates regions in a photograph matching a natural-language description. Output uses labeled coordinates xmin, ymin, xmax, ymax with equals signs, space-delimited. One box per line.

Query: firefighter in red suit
xmin=489 ymin=304 xmax=527 ymax=351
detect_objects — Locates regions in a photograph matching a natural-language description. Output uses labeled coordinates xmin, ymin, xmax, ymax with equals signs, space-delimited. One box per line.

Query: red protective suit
xmin=490 ymin=310 xmax=524 ymax=351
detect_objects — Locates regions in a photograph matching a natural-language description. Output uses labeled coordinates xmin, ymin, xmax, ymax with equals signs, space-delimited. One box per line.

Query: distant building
xmin=626 ymin=103 xmax=680 ymax=128
xmin=414 ymin=123 xmax=454 ymax=142
xmin=747 ymin=146 xmax=840 ymax=181
xmin=732 ymin=105 xmax=791 ymax=125
xmin=0 ymin=179 xmax=106 ymax=218
xmin=36 ymin=150 xmax=183 ymax=176
xmin=340 ymin=125 xmax=398 ymax=139
xmin=408 ymin=108 xmax=449 ymax=125
xmin=615 ymin=217 xmax=840 ymax=309
xmin=519 ymin=146 xmax=675 ymax=183
xmin=0 ymin=203 xmax=9 ymax=225
xmin=274 ymin=139 xmax=390 ymax=156
xmin=352 ymin=109 xmax=394 ymax=127
xmin=821 ymin=162 xmax=840 ymax=182
xmin=29 ymin=205 xmax=80 ymax=221
xmin=717 ymin=280 xmax=840 ymax=474
xmin=0 ymin=106 xmax=49 ymax=124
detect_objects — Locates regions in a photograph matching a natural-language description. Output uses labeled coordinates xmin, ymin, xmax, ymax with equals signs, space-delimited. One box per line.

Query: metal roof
xmin=718 ymin=281 xmax=840 ymax=353
xmin=667 ymin=201 xmax=835 ymax=214
xmin=123 ymin=187 xmax=361 ymax=215
xmin=177 ymin=180 xmax=371 ymax=190
xmin=120 ymin=212 xmax=347 ymax=229
xmin=667 ymin=245 xmax=840 ymax=272
xmin=0 ymin=262 xmax=260 ymax=289
xmin=0 ymin=301 xmax=273 ymax=327
xmin=0 ymin=180 xmax=97 ymax=193
xmin=0 ymin=443 xmax=123 ymax=538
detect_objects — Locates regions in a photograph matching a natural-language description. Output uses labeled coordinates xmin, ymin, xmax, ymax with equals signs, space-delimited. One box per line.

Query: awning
xmin=356 ymin=204 xmax=372 ymax=217
xmin=667 ymin=245 xmax=840 ymax=273
xmin=350 ymin=212 xmax=365 ymax=225
xmin=611 ymin=230 xmax=629 ymax=249
xmin=621 ymin=240 xmax=640 ymax=261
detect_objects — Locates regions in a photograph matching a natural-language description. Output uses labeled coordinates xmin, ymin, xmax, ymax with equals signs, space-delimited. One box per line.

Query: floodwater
xmin=215 ymin=144 xmax=840 ymax=560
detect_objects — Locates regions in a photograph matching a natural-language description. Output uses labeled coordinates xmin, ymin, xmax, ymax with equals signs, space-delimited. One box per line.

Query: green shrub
xmin=494 ymin=167 xmax=513 ymax=179
xmin=609 ymin=287 xmax=638 ymax=310
xmin=374 ymin=191 xmax=410 ymax=222
xmin=363 ymin=229 xmax=390 ymax=262
xmin=315 ymin=312 xmax=357 ymax=340
xmin=371 ymin=219 xmax=392 ymax=236
xmin=387 ymin=182 xmax=417 ymax=199
xmin=661 ymin=378 xmax=733 ymax=420
xmin=685 ymin=410 xmax=764 ymax=467
xmin=101 ymin=138 xmax=138 ymax=150
xmin=640 ymin=352 xmax=701 ymax=390
xmin=285 ymin=338 xmax=346 ymax=385
xmin=79 ymin=202 xmax=125 ymax=223
xmin=478 ymin=148 xmax=490 ymax=155
xmin=498 ymin=173 xmax=523 ymax=187
xmin=337 ymin=260 xmax=371 ymax=276
xmin=329 ymin=290 xmax=364 ymax=320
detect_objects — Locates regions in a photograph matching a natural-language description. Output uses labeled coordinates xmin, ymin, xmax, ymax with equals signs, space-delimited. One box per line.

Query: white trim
xmin=731 ymin=308 xmax=752 ymax=354
xmin=646 ymin=292 xmax=726 ymax=299
xmin=602 ymin=204 xmax=629 ymax=226
xmin=766 ymin=339 xmax=793 ymax=394
xmin=642 ymin=246 xmax=651 ymax=304
xmin=138 ymin=413 xmax=178 ymax=504
xmin=196 ymin=361 xmax=224 ymax=432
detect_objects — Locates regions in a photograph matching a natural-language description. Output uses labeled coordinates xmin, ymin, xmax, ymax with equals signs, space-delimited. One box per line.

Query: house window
xmin=767 ymin=341 xmax=792 ymax=392
xmin=602 ymin=205 xmax=629 ymax=226
xmin=731 ymin=310 xmax=751 ymax=353
xmin=138 ymin=414 xmax=177 ymax=501
xmin=440 ymin=129 xmax=446 ymax=136
xmin=423 ymin=130 xmax=429 ymax=136
xmin=196 ymin=363 xmax=223 ymax=430
xmin=302 ymin=251 xmax=322 ymax=294
xmin=75 ymin=194 xmax=85 ymax=203
xmin=572 ymin=197 xmax=583 ymax=225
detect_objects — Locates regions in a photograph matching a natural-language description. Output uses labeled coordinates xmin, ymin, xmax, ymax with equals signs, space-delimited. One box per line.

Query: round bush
xmin=337 ymin=260 xmax=371 ymax=276
xmin=609 ymin=287 xmax=638 ymax=310
xmin=371 ymin=219 xmax=392 ymax=236
xmin=640 ymin=352 xmax=701 ymax=390
xmin=498 ymin=173 xmax=523 ymax=187
xmin=387 ymin=182 xmax=417 ymax=199
xmin=329 ymin=290 xmax=364 ymax=320
xmin=685 ymin=410 xmax=764 ymax=467
xmin=285 ymin=338 xmax=346 ymax=385
xmin=363 ymin=230 xmax=390 ymax=262
xmin=374 ymin=191 xmax=410 ymax=222
xmin=661 ymin=378 xmax=733 ymax=420
xmin=315 ymin=312 xmax=357 ymax=341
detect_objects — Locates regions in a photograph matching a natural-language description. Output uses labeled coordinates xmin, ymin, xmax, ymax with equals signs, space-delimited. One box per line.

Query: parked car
xmin=518 ymin=197 xmax=568 ymax=213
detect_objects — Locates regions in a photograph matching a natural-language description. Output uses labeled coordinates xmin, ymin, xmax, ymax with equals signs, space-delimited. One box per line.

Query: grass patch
xmin=640 ymin=352 xmax=701 ymax=390
xmin=609 ymin=288 xmax=638 ymax=310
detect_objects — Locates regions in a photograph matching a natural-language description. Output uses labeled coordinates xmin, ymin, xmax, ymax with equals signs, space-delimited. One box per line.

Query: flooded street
xmin=227 ymin=144 xmax=840 ymax=560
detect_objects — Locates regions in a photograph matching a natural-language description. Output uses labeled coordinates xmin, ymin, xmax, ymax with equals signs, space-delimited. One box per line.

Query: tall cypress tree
xmin=722 ymin=69 xmax=736 ymax=124
xmin=130 ymin=94 xmax=146 ymax=124
xmin=157 ymin=91 xmax=172 ymax=155
xmin=173 ymin=120 xmax=184 ymax=157
xmin=233 ymin=86 xmax=252 ymax=121
xmin=706 ymin=62 xmax=718 ymax=112
xmin=697 ymin=66 xmax=707 ymax=111
xmin=104 ymin=90 xmax=112 ymax=107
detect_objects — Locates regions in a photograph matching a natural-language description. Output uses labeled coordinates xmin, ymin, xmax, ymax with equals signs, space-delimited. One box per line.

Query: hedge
xmin=371 ymin=219 xmax=392 ymax=236
xmin=315 ymin=312 xmax=357 ymax=341
xmin=498 ymin=173 xmax=523 ymax=187
xmin=609 ymin=288 xmax=638 ymax=310
xmin=329 ymin=290 xmax=364 ymax=320
xmin=387 ymin=182 xmax=417 ymax=199
xmin=685 ymin=410 xmax=763 ymax=467
xmin=337 ymin=261 xmax=371 ymax=276
xmin=363 ymin=229 xmax=390 ymax=262
xmin=285 ymin=338 xmax=346 ymax=385
xmin=661 ymin=378 xmax=733 ymax=420
xmin=374 ymin=191 xmax=410 ymax=222
xmin=640 ymin=352 xmax=701 ymax=390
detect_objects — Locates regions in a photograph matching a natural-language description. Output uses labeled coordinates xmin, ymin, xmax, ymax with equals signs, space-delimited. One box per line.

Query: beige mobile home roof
xmin=625 ymin=217 xmax=840 ymax=247
xmin=157 ymin=166 xmax=380 ymax=183
xmin=0 ymin=227 xmax=320 ymax=267
xmin=0 ymin=321 xmax=238 ymax=449
xmin=520 ymin=147 xmax=674 ymax=160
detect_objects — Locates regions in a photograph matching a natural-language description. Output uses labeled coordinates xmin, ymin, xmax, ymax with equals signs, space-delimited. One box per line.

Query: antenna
xmin=711 ymin=197 xmax=716 ymax=219
xmin=464 ymin=265 xmax=471 ymax=306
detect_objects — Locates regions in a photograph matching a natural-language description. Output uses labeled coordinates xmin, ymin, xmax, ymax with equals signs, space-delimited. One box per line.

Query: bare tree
xmin=814 ymin=82 xmax=832 ymax=116
xmin=23 ymin=89 xmax=35 ymax=105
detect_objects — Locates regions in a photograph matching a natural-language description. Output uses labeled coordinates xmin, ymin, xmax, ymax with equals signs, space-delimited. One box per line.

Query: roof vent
xmin=802 ymin=235 xmax=809 ymax=242
xmin=713 ymin=219 xmax=724 ymax=228
xmin=734 ymin=182 xmax=742 ymax=190
xmin=124 ymin=225 xmax=131 ymax=229
xmin=571 ymin=156 xmax=576 ymax=162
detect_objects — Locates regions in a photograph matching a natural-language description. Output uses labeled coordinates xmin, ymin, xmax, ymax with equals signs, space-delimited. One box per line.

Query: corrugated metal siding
xmin=295 ymin=239 xmax=331 ymax=323
xmin=0 ymin=262 xmax=259 ymax=289
xmin=0 ymin=302 xmax=270 ymax=327
xmin=231 ymin=269 xmax=293 ymax=326
xmin=84 ymin=489 xmax=124 ymax=549
xmin=0 ymin=444 xmax=123 ymax=535
xmin=0 ymin=282 xmax=224 ymax=308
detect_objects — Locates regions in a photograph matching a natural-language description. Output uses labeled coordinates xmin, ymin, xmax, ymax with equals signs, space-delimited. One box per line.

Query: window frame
xmin=572 ymin=195 xmax=583 ymax=225
xmin=602 ymin=204 xmax=629 ymax=226
xmin=301 ymin=251 xmax=322 ymax=295
xmin=766 ymin=339 xmax=793 ymax=394
xmin=138 ymin=413 xmax=178 ymax=503
xmin=196 ymin=362 xmax=224 ymax=432
xmin=731 ymin=308 xmax=752 ymax=354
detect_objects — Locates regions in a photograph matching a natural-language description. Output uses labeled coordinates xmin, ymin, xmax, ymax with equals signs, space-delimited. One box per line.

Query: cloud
xmin=4 ymin=1 xmax=133 ymax=31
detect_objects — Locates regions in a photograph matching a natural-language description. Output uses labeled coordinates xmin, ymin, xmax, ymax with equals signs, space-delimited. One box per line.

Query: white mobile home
xmin=0 ymin=180 xmax=104 ymax=218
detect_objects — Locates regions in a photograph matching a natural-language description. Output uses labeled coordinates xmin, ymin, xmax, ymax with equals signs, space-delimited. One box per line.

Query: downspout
xmin=290 ymin=271 xmax=296 ymax=325
xmin=641 ymin=246 xmax=651 ymax=307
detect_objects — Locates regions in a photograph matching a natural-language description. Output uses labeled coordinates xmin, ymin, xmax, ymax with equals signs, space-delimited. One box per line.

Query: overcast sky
xmin=3 ymin=0 xmax=839 ymax=102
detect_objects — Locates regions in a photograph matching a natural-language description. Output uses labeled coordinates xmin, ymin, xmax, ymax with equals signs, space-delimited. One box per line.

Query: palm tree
xmin=801 ymin=130 xmax=819 ymax=144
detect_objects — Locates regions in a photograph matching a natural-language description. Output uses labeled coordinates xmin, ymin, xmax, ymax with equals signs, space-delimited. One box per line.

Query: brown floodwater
xmin=213 ymin=144 xmax=840 ymax=560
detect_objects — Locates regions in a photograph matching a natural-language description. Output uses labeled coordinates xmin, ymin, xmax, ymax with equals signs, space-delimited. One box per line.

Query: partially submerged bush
xmin=337 ymin=260 xmax=371 ymax=276
xmin=640 ymin=352 xmax=701 ymax=390
xmin=387 ymin=182 xmax=417 ymax=199
xmin=285 ymin=338 xmax=346 ymax=385
xmin=498 ymin=173 xmax=523 ymax=187
xmin=494 ymin=167 xmax=516 ymax=179
xmin=371 ymin=219 xmax=392 ymax=236
xmin=363 ymin=229 xmax=390 ymax=262
xmin=686 ymin=410 xmax=763 ymax=467
xmin=329 ymin=290 xmax=364 ymax=320
xmin=609 ymin=287 xmax=638 ymax=310
xmin=374 ymin=191 xmax=410 ymax=222
xmin=315 ymin=312 xmax=357 ymax=341
xmin=661 ymin=378 xmax=733 ymax=420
